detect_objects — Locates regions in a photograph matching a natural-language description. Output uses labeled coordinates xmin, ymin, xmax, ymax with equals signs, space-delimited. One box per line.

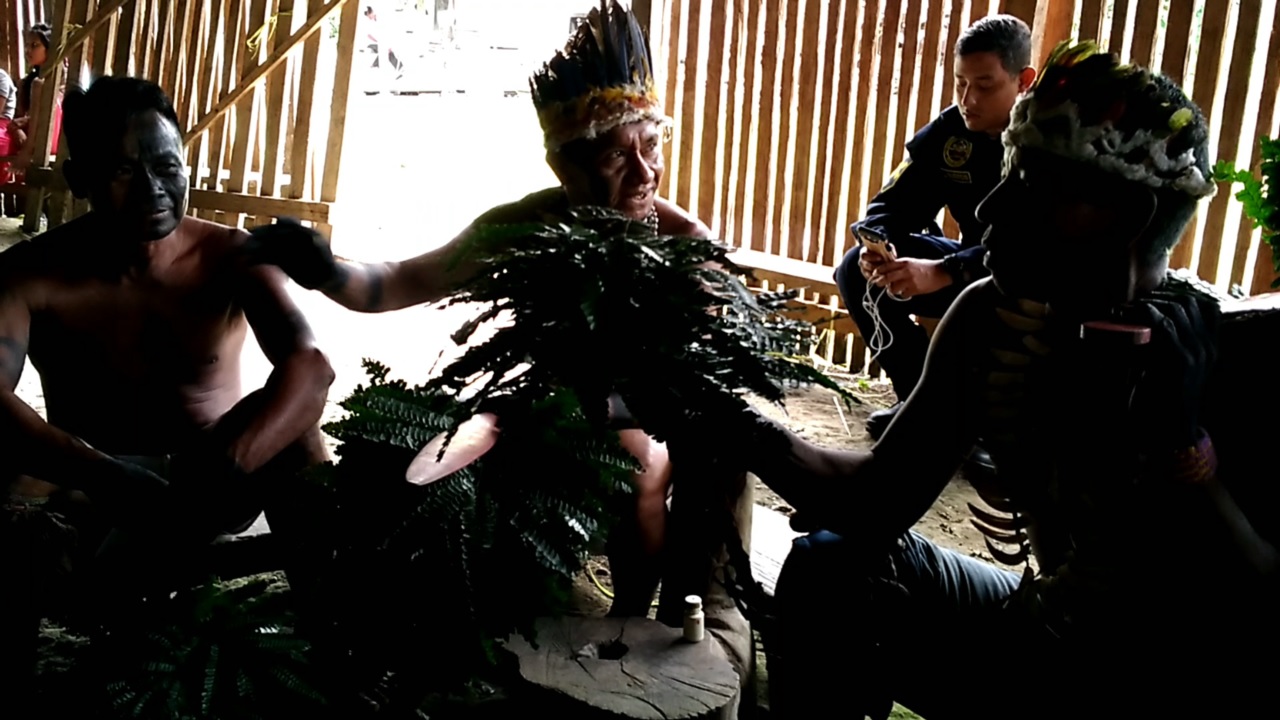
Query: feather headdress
xmin=530 ymin=1 xmax=668 ymax=152
xmin=1004 ymin=40 xmax=1215 ymax=198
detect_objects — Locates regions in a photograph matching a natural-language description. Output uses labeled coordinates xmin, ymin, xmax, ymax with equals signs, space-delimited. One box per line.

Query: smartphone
xmin=855 ymin=225 xmax=896 ymax=260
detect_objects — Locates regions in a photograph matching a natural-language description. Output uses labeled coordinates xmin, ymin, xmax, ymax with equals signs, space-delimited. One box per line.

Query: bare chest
xmin=28 ymin=280 xmax=246 ymax=389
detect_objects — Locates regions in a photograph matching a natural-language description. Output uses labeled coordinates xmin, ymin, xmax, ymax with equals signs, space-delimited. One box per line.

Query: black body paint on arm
xmin=0 ymin=336 xmax=27 ymax=387
xmin=365 ymin=265 xmax=385 ymax=313
xmin=321 ymin=262 xmax=352 ymax=294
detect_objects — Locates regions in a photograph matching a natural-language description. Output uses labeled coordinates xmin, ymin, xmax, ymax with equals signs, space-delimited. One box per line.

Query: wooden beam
xmin=187 ymin=188 xmax=330 ymax=223
xmin=1031 ymin=0 xmax=1076 ymax=69
xmin=40 ymin=0 xmax=131 ymax=78
xmin=14 ymin=170 xmax=330 ymax=223
xmin=183 ymin=0 xmax=349 ymax=144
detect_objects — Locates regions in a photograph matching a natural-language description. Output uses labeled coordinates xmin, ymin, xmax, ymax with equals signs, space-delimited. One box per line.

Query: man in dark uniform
xmin=835 ymin=14 xmax=1036 ymax=445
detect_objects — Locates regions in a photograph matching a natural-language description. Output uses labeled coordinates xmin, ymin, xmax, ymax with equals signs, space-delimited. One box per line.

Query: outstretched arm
xmin=242 ymin=201 xmax=534 ymax=313
xmin=213 ymin=261 xmax=335 ymax=473
xmin=316 ymin=241 xmax=462 ymax=314
xmin=748 ymin=282 xmax=985 ymax=542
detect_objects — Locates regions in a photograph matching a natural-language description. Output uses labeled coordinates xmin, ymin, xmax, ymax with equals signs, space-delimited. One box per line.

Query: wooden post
xmin=317 ymin=0 xmax=358 ymax=239
xmin=1030 ymin=0 xmax=1077 ymax=69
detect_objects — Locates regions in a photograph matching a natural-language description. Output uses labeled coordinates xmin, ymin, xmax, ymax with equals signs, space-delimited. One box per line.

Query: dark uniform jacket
xmin=855 ymin=105 xmax=1003 ymax=285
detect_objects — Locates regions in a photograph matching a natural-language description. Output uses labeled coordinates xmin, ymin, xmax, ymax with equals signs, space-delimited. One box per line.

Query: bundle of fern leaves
xmin=293 ymin=207 xmax=854 ymax=707
xmin=433 ymin=206 xmax=856 ymax=444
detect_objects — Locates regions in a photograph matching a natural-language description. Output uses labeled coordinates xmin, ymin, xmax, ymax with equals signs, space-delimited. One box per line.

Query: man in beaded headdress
xmin=698 ymin=41 xmax=1277 ymax=719
xmin=240 ymin=1 xmax=757 ymax=686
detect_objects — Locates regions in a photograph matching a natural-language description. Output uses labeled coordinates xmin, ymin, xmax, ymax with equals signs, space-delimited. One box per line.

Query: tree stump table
xmin=503 ymin=616 xmax=740 ymax=719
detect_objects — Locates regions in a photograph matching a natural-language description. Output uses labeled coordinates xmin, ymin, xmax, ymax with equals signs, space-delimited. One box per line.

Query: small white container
xmin=683 ymin=594 xmax=705 ymax=642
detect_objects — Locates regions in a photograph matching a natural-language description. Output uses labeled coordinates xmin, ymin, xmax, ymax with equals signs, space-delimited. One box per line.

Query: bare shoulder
xmin=655 ymin=196 xmax=713 ymax=238
xmin=471 ymin=187 xmax=567 ymax=227
xmin=181 ymin=215 xmax=248 ymax=253
xmin=185 ymin=216 xmax=288 ymax=284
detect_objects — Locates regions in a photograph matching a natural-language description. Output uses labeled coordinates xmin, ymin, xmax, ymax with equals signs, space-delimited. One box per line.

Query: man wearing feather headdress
xmin=721 ymin=42 xmax=1278 ymax=718
xmin=241 ymin=0 xmax=756 ymax=685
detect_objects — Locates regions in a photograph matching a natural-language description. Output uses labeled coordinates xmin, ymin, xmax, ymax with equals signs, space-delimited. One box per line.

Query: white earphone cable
xmin=861 ymin=275 xmax=910 ymax=363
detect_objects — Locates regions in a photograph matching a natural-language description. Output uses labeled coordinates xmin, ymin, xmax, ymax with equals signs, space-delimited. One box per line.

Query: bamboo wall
xmin=647 ymin=0 xmax=1280 ymax=372
xmin=0 ymin=0 xmax=359 ymax=235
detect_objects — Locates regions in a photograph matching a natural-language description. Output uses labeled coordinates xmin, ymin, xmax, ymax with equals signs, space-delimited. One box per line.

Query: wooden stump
xmin=503 ymin=616 xmax=739 ymax=719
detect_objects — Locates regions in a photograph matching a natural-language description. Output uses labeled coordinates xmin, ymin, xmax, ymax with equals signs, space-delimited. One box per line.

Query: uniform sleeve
xmin=853 ymin=126 xmax=946 ymax=241
xmin=941 ymin=244 xmax=990 ymax=285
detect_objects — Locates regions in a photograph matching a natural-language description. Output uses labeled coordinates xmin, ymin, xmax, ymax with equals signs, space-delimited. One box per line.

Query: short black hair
xmin=28 ymin=23 xmax=52 ymax=50
xmin=61 ymin=75 xmax=182 ymax=170
xmin=956 ymin=14 xmax=1032 ymax=75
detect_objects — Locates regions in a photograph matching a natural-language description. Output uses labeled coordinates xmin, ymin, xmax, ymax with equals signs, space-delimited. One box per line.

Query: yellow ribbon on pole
xmin=246 ymin=11 xmax=292 ymax=54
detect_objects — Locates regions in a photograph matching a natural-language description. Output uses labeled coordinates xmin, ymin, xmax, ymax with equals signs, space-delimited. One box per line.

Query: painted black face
xmin=977 ymin=147 xmax=1151 ymax=316
xmin=89 ymin=110 xmax=188 ymax=242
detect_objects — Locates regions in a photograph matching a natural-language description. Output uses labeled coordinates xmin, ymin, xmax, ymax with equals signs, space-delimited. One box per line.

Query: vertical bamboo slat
xmin=1231 ymin=5 xmax=1280 ymax=292
xmin=1128 ymin=0 xmax=1159 ymax=67
xmin=818 ymin=0 xmax=863 ymax=268
xmin=729 ymin=0 xmax=762 ymax=250
xmin=839 ymin=0 xmax=880 ymax=260
xmin=1196 ymin=0 xmax=1261 ymax=286
xmin=748 ymin=0 xmax=781 ymax=254
xmin=938 ymin=0 xmax=966 ymax=131
xmin=285 ymin=0 xmax=320 ymax=200
xmin=260 ymin=0 xmax=295 ymax=198
xmin=889 ymin=0 xmax=923 ymax=180
xmin=782 ymin=0 xmax=819 ymax=261
xmin=1105 ymin=0 xmax=1127 ymax=53
xmin=866 ymin=1 xmax=903 ymax=210
xmin=1170 ymin=0 xmax=1230 ymax=274
xmin=772 ymin=0 xmax=807 ymax=259
xmin=1078 ymin=0 xmax=1104 ymax=40
xmin=1160 ymin=0 xmax=1196 ymax=83
xmin=696 ymin=0 xmax=726 ymax=233
xmin=716 ymin=0 xmax=745 ymax=244
xmin=674 ymin=0 xmax=700 ymax=211
xmin=319 ymin=0 xmax=358 ymax=238
xmin=805 ymin=0 xmax=842 ymax=265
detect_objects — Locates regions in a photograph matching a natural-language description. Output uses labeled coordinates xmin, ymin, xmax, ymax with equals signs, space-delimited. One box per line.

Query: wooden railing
xmin=0 ymin=0 xmax=358 ymax=235
xmin=646 ymin=0 xmax=1280 ymax=372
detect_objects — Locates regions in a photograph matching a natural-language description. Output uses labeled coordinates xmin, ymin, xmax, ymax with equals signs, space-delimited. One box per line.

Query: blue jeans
xmin=833 ymin=233 xmax=967 ymax=402
xmin=767 ymin=530 xmax=1269 ymax=719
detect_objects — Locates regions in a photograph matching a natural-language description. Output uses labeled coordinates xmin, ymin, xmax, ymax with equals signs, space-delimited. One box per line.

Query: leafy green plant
xmin=434 ymin=206 xmax=857 ymax=441
xmin=293 ymin=362 xmax=639 ymax=708
xmin=1214 ymin=136 xmax=1280 ymax=287
xmin=290 ymin=208 xmax=856 ymax=711
xmin=101 ymin=577 xmax=324 ymax=720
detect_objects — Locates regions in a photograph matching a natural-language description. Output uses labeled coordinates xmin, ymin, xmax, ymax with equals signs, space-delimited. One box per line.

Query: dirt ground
xmin=745 ymin=384 xmax=1003 ymax=566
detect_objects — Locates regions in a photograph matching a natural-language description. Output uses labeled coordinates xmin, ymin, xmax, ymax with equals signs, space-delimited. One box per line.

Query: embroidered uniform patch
xmin=941 ymin=169 xmax=973 ymax=183
xmin=943 ymin=136 xmax=972 ymax=168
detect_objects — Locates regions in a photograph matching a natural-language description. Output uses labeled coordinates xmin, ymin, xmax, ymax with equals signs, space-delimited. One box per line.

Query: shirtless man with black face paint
xmin=0 ymin=76 xmax=334 ymax=703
